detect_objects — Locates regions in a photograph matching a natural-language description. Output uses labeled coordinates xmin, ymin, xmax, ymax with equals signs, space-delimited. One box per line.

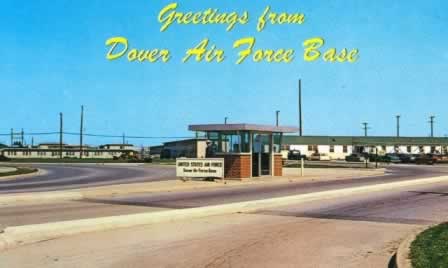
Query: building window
xmin=342 ymin=145 xmax=348 ymax=153
xmin=407 ymin=146 xmax=412 ymax=153
xmin=329 ymin=145 xmax=335 ymax=153
xmin=381 ymin=145 xmax=386 ymax=151
xmin=431 ymin=146 xmax=436 ymax=153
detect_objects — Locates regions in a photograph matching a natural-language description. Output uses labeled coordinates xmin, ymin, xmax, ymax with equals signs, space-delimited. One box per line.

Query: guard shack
xmin=188 ymin=124 xmax=298 ymax=179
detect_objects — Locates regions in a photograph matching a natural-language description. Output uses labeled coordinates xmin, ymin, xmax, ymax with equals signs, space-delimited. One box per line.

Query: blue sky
xmin=1 ymin=0 xmax=447 ymax=146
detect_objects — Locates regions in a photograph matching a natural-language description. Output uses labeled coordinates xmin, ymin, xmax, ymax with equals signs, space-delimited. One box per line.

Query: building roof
xmin=100 ymin=144 xmax=134 ymax=146
xmin=38 ymin=143 xmax=68 ymax=146
xmin=163 ymin=138 xmax=207 ymax=146
xmin=283 ymin=135 xmax=448 ymax=146
xmin=189 ymin=124 xmax=299 ymax=133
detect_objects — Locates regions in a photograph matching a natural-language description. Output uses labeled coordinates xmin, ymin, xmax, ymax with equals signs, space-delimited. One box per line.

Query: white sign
xmin=176 ymin=158 xmax=224 ymax=178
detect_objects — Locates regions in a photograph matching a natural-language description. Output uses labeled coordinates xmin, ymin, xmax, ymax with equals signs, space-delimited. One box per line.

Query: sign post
xmin=301 ymin=158 xmax=304 ymax=177
xmin=176 ymin=158 xmax=225 ymax=180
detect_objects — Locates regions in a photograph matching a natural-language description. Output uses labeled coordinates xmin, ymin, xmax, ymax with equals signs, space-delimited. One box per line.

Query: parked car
xmin=431 ymin=154 xmax=444 ymax=162
xmin=0 ymin=155 xmax=11 ymax=162
xmin=415 ymin=154 xmax=437 ymax=165
xmin=386 ymin=154 xmax=402 ymax=163
xmin=309 ymin=153 xmax=330 ymax=161
xmin=369 ymin=154 xmax=400 ymax=163
xmin=345 ymin=153 xmax=366 ymax=162
xmin=397 ymin=154 xmax=416 ymax=163
xmin=288 ymin=150 xmax=307 ymax=160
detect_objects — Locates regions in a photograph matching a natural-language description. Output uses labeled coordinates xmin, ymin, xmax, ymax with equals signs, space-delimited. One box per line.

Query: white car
xmin=309 ymin=153 xmax=330 ymax=161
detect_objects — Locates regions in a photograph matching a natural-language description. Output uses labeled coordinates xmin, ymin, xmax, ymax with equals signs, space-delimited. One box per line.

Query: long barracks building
xmin=154 ymin=135 xmax=448 ymax=162
xmin=0 ymin=143 xmax=138 ymax=159
xmin=283 ymin=136 xmax=448 ymax=160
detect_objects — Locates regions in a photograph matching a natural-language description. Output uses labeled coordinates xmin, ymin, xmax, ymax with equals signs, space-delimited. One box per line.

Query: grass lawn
xmin=410 ymin=223 xmax=448 ymax=268
xmin=149 ymin=159 xmax=176 ymax=165
xmin=0 ymin=166 xmax=38 ymax=177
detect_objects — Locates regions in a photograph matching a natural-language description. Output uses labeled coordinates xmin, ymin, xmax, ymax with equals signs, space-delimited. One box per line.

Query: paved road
xmin=0 ymin=164 xmax=175 ymax=194
xmin=2 ymin=168 xmax=448 ymax=267
xmin=83 ymin=164 xmax=448 ymax=209
xmin=1 ymin=165 xmax=448 ymax=228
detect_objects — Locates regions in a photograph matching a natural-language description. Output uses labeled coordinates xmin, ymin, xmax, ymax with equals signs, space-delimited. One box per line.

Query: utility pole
xmin=224 ymin=117 xmax=228 ymax=125
xmin=10 ymin=128 xmax=13 ymax=146
xmin=276 ymin=110 xmax=280 ymax=126
xmin=59 ymin=112 xmax=63 ymax=159
xmin=429 ymin=115 xmax=435 ymax=137
xmin=298 ymin=79 xmax=303 ymax=136
xmin=396 ymin=115 xmax=400 ymax=137
xmin=21 ymin=129 xmax=24 ymax=146
xmin=122 ymin=133 xmax=125 ymax=144
xmin=80 ymin=105 xmax=84 ymax=159
xmin=362 ymin=122 xmax=370 ymax=137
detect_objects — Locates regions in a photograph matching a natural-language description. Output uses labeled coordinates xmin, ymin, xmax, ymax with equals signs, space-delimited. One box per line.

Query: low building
xmin=283 ymin=136 xmax=448 ymax=160
xmin=0 ymin=143 xmax=138 ymax=159
xmin=163 ymin=138 xmax=208 ymax=159
xmin=148 ymin=145 xmax=164 ymax=158
xmin=99 ymin=144 xmax=135 ymax=150
xmin=149 ymin=138 xmax=208 ymax=159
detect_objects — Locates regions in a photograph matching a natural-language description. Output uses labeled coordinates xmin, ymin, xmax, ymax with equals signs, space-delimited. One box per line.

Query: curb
xmin=395 ymin=226 xmax=430 ymax=268
xmin=1 ymin=175 xmax=448 ymax=252
xmin=0 ymin=168 xmax=44 ymax=182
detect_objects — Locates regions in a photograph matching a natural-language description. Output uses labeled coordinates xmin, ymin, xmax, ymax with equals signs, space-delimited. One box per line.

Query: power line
xmin=0 ymin=132 xmax=59 ymax=136
xmin=0 ymin=131 xmax=195 ymax=139
xmin=80 ymin=105 xmax=84 ymax=159
xmin=62 ymin=132 xmax=195 ymax=139
xmin=429 ymin=115 xmax=435 ymax=137
xmin=362 ymin=122 xmax=371 ymax=137
xmin=298 ymin=79 xmax=303 ymax=136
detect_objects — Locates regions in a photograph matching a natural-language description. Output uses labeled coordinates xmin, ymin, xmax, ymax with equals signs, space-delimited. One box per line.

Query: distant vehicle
xmin=430 ymin=154 xmax=444 ymax=162
xmin=415 ymin=154 xmax=437 ymax=165
xmin=309 ymin=153 xmax=330 ymax=161
xmin=387 ymin=154 xmax=402 ymax=163
xmin=288 ymin=150 xmax=307 ymax=160
xmin=345 ymin=153 xmax=366 ymax=162
xmin=439 ymin=155 xmax=448 ymax=163
xmin=0 ymin=155 xmax=11 ymax=162
xmin=397 ymin=154 xmax=416 ymax=163
xmin=369 ymin=154 xmax=400 ymax=163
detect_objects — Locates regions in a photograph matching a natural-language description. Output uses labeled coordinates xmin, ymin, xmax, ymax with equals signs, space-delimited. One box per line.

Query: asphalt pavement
xmin=81 ymin=164 xmax=448 ymax=209
xmin=2 ymin=164 xmax=448 ymax=229
xmin=0 ymin=164 xmax=175 ymax=194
